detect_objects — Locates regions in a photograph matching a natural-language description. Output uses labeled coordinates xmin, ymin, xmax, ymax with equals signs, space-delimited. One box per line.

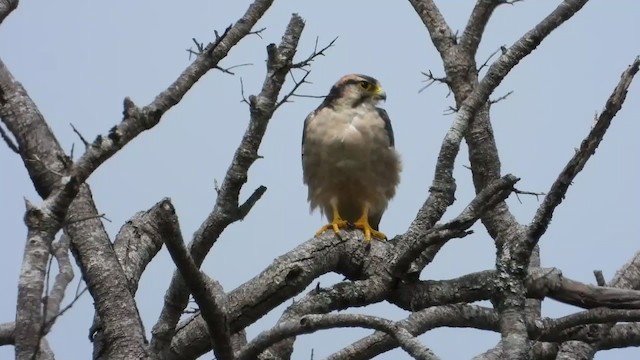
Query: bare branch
xmin=408 ymin=0 xmax=456 ymax=55
xmin=42 ymin=234 xmax=73 ymax=333
xmin=166 ymin=231 xmax=369 ymax=359
xmin=275 ymin=69 xmax=312 ymax=110
xmin=389 ymin=267 xmax=640 ymax=313
xmin=460 ymin=0 xmax=504 ymax=55
xmin=418 ymin=70 xmax=450 ymax=94
xmin=159 ymin=201 xmax=234 ymax=360
xmin=238 ymin=314 xmax=440 ymax=360
xmin=327 ymin=304 xmax=495 ymax=360
xmin=290 ymin=36 xmax=337 ymax=69
xmin=594 ymin=270 xmax=606 ymax=287
xmin=0 ymin=321 xmax=14 ymax=345
xmin=393 ymin=174 xmax=519 ymax=275
xmin=0 ymin=0 xmax=18 ymax=25
xmin=260 ymin=279 xmax=390 ymax=359
xmin=215 ymin=62 xmax=253 ymax=76
xmin=69 ymin=123 xmax=89 ymax=148
xmin=489 ymin=90 xmax=514 ymax=104
xmin=153 ymin=13 xmax=308 ymax=355
xmin=528 ymin=57 xmax=640 ymax=245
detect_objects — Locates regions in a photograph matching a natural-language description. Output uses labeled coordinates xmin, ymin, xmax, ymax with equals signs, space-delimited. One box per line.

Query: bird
xmin=301 ymin=74 xmax=401 ymax=241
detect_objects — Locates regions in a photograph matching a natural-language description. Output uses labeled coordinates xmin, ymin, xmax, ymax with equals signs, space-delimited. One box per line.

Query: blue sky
xmin=1 ymin=1 xmax=639 ymax=359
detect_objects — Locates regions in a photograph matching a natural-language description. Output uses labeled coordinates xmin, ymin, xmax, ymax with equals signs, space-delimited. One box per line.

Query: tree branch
xmin=165 ymin=231 xmax=368 ymax=359
xmin=238 ymin=314 xmax=440 ymax=360
xmin=408 ymin=0 xmax=456 ymax=55
xmin=259 ymin=279 xmax=390 ymax=359
xmin=151 ymin=12 xmax=309 ymax=354
xmin=159 ymin=201 xmax=234 ymax=360
xmin=460 ymin=0 xmax=504 ymax=55
xmin=393 ymin=174 xmax=518 ymax=275
xmin=327 ymin=304 xmax=496 ymax=360
xmin=528 ymin=56 xmax=640 ymax=244
xmin=0 ymin=0 xmax=18 ymax=25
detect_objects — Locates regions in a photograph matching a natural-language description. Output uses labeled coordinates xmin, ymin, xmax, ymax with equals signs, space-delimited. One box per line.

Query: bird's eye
xmin=359 ymin=81 xmax=370 ymax=90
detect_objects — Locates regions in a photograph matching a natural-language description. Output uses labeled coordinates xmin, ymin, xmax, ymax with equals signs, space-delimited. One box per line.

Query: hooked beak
xmin=374 ymin=85 xmax=387 ymax=101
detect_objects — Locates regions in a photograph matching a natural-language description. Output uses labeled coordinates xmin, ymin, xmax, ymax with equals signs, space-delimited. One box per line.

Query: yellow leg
xmin=352 ymin=203 xmax=387 ymax=241
xmin=315 ymin=200 xmax=349 ymax=236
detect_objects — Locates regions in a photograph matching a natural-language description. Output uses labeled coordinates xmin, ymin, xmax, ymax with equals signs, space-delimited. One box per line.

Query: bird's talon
xmin=315 ymin=219 xmax=349 ymax=237
xmin=352 ymin=219 xmax=387 ymax=242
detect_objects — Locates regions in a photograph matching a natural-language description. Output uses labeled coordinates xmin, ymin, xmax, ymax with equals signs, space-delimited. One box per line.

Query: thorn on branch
xmin=70 ymin=123 xmax=89 ymax=148
xmin=490 ymin=90 xmax=514 ymax=105
xmin=0 ymin=123 xmax=19 ymax=154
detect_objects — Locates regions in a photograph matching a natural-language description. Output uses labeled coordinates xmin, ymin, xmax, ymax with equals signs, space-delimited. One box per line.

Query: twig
xmin=418 ymin=70 xmax=450 ymax=94
xmin=275 ymin=69 xmax=312 ymax=110
xmin=513 ymin=188 xmax=545 ymax=203
xmin=69 ymin=123 xmax=89 ymax=147
xmin=239 ymin=77 xmax=250 ymax=104
xmin=489 ymin=90 xmax=514 ymax=104
xmin=215 ymin=62 xmax=253 ymax=76
xmin=477 ymin=47 xmax=503 ymax=74
xmin=0 ymin=123 xmax=19 ymax=153
xmin=248 ymin=27 xmax=266 ymax=38
xmin=290 ymin=36 xmax=337 ymax=68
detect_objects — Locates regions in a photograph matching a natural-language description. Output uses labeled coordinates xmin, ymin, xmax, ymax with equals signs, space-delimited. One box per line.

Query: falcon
xmin=302 ymin=74 xmax=401 ymax=241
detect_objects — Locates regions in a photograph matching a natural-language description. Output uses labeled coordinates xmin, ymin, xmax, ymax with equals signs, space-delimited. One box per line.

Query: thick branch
xmin=390 ymin=267 xmax=640 ymax=312
xmin=460 ymin=0 xmax=504 ymax=55
xmin=159 ymin=201 xmax=234 ymax=360
xmin=408 ymin=0 xmax=456 ymax=55
xmin=165 ymin=231 xmax=355 ymax=359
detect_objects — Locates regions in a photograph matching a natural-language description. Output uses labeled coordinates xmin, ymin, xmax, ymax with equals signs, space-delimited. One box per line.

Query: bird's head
xmin=323 ymin=74 xmax=387 ymax=108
